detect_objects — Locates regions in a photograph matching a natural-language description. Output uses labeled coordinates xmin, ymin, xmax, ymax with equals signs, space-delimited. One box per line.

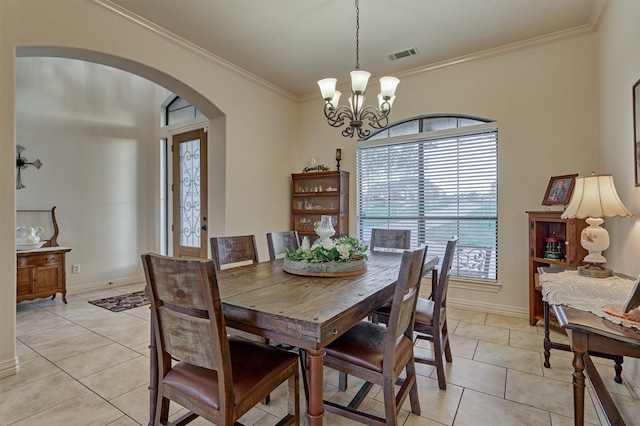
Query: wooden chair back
xmin=210 ymin=235 xmax=259 ymax=270
xmin=320 ymin=245 xmax=427 ymax=425
xmin=384 ymin=245 xmax=428 ymax=352
xmin=142 ymin=254 xmax=227 ymax=372
xmin=412 ymin=236 xmax=458 ymax=390
xmin=142 ymin=253 xmax=300 ymax=425
xmin=266 ymin=230 xmax=300 ymax=260
xmin=370 ymin=228 xmax=411 ymax=252
xmin=431 ymin=236 xmax=458 ymax=326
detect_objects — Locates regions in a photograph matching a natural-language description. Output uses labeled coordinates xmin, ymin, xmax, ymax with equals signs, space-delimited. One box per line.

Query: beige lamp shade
xmin=561 ymin=174 xmax=632 ymax=219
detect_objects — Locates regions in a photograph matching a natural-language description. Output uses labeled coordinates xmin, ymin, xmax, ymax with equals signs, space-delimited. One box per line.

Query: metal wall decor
xmin=16 ymin=145 xmax=42 ymax=189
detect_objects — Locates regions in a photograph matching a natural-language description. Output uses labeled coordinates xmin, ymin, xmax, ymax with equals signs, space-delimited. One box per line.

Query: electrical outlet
xmin=71 ymin=264 xmax=80 ymax=274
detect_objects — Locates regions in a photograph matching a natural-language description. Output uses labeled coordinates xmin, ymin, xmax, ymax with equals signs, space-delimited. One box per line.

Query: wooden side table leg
xmin=306 ymin=348 xmax=325 ymax=426
xmin=543 ymin=301 xmax=552 ymax=368
xmin=613 ymin=355 xmax=623 ymax=384
xmin=571 ymin=333 xmax=587 ymax=426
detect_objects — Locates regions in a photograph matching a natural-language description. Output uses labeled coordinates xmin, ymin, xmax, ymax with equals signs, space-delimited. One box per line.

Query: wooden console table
xmin=554 ymin=305 xmax=640 ymax=426
xmin=539 ymin=268 xmax=640 ymax=425
xmin=539 ymin=267 xmax=623 ymax=383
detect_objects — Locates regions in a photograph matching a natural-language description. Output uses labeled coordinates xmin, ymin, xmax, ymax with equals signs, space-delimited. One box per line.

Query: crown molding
xmin=85 ymin=0 xmax=298 ymax=101
xmin=299 ymin=2 xmax=608 ymax=102
xmin=87 ymin=0 xmax=608 ymax=105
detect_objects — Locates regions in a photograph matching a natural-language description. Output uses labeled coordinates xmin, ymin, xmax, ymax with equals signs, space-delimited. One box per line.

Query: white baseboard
xmin=0 ymin=357 xmax=19 ymax=379
xmin=67 ymin=275 xmax=146 ymax=294
xmin=448 ymin=297 xmax=529 ymax=319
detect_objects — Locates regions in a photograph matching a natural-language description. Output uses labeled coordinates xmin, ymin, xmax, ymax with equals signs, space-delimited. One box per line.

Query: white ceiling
xmin=109 ymin=0 xmax=605 ymax=98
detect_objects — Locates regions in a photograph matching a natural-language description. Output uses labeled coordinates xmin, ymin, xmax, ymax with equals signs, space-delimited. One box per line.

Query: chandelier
xmin=317 ymin=0 xmax=399 ymax=138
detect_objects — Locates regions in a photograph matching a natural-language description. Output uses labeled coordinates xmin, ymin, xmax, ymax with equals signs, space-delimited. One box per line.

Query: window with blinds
xmin=357 ymin=115 xmax=498 ymax=281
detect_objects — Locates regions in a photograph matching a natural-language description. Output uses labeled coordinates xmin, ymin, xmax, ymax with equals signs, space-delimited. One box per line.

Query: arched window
xmin=357 ymin=114 xmax=498 ymax=281
xmin=165 ymin=96 xmax=203 ymax=125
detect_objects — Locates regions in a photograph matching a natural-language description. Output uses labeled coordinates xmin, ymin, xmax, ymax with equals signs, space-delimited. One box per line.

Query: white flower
xmin=321 ymin=238 xmax=335 ymax=250
xmin=337 ymin=244 xmax=352 ymax=260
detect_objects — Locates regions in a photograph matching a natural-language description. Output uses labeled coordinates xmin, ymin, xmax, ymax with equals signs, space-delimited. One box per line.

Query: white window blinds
xmin=357 ymin=120 xmax=498 ymax=281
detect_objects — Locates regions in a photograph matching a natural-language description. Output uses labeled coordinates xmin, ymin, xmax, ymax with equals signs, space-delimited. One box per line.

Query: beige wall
xmin=299 ymin=33 xmax=599 ymax=315
xmin=0 ymin=0 xmax=297 ymax=378
xmin=596 ymin=0 xmax=640 ymax=391
xmin=16 ymin=57 xmax=159 ymax=290
xmin=2 ymin=0 xmax=639 ymax=390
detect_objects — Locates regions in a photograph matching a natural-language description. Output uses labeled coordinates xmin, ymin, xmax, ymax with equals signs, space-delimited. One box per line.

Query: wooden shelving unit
xmin=527 ymin=211 xmax=587 ymax=325
xmin=291 ymin=170 xmax=349 ymax=242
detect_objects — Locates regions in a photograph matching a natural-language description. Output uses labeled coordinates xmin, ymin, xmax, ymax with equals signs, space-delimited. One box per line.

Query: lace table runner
xmin=540 ymin=270 xmax=640 ymax=330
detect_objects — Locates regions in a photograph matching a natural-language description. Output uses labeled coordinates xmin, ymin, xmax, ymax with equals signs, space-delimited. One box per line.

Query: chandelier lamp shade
xmin=317 ymin=0 xmax=399 ymax=138
xmin=561 ymin=174 xmax=633 ymax=276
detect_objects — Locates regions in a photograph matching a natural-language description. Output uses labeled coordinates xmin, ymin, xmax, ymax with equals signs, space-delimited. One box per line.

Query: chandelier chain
xmin=355 ymin=0 xmax=360 ymax=70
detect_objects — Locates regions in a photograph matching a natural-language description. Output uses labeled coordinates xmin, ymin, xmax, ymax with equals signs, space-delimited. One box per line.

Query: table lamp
xmin=561 ymin=174 xmax=633 ymax=277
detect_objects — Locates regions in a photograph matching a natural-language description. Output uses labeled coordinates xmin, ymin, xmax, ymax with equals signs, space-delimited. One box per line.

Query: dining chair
xmin=372 ymin=236 xmax=458 ymax=390
xmin=210 ymin=234 xmax=274 ymax=403
xmin=370 ymin=228 xmax=411 ymax=252
xmin=266 ymin=230 xmax=300 ymax=260
xmin=336 ymin=228 xmax=412 ymax=392
xmin=318 ymin=245 xmax=427 ymax=426
xmin=210 ymin=235 xmax=259 ymax=270
xmin=141 ymin=253 xmax=299 ymax=426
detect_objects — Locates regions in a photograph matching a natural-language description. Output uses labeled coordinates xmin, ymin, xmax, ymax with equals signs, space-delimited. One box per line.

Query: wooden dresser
xmin=17 ymin=247 xmax=71 ymax=303
xmin=16 ymin=207 xmax=71 ymax=304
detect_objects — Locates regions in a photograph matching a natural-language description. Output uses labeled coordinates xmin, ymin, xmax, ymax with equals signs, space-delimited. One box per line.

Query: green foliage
xmin=286 ymin=236 xmax=368 ymax=263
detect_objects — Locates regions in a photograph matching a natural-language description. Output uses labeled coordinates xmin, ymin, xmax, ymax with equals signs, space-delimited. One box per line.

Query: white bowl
xmin=17 ymin=242 xmax=45 ymax=251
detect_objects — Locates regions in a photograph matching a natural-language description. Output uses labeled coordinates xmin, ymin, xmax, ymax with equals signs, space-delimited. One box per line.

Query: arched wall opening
xmin=8 ymin=47 xmax=228 ymax=378
xmin=1 ymin=0 xmax=297 ymax=379
xmin=18 ymin=46 xmax=225 ymax=120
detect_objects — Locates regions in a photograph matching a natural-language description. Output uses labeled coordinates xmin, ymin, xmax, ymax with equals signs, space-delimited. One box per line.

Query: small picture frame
xmin=542 ymin=174 xmax=577 ymax=205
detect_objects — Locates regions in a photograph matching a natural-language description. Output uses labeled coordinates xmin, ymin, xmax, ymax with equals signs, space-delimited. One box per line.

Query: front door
xmin=172 ymin=128 xmax=208 ymax=258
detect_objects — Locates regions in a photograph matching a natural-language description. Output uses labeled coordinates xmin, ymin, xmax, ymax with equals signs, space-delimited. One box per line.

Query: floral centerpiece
xmin=283 ymin=236 xmax=369 ymax=277
xmin=286 ymin=236 xmax=368 ymax=263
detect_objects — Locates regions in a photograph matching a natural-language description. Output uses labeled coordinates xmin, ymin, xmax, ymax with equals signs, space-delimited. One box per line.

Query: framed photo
xmin=633 ymin=79 xmax=640 ymax=186
xmin=542 ymin=174 xmax=577 ymax=205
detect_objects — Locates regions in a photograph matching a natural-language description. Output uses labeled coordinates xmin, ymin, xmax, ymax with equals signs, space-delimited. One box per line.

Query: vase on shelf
xmin=315 ymin=215 xmax=336 ymax=240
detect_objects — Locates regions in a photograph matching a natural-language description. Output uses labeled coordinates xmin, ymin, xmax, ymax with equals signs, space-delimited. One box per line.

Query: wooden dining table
xmin=148 ymin=251 xmax=439 ymax=425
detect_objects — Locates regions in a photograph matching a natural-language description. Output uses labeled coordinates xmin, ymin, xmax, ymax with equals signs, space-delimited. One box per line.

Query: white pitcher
xmin=16 ymin=226 xmax=44 ymax=244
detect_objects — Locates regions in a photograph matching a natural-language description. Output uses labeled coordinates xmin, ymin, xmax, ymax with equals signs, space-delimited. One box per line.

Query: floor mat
xmin=88 ymin=290 xmax=149 ymax=312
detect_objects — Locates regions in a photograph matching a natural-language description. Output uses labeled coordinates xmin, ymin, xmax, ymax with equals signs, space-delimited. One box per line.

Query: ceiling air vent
xmin=388 ymin=47 xmax=419 ymax=61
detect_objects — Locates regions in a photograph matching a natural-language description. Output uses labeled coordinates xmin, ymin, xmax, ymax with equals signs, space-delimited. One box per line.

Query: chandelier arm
xmin=324 ymin=104 xmax=355 ymax=128
xmin=357 ymin=127 xmax=370 ymax=138
xmin=359 ymin=106 xmax=391 ymax=129
xmin=342 ymin=126 xmax=356 ymax=138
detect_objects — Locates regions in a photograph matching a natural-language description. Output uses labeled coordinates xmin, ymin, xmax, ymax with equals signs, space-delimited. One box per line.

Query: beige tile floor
xmin=2 ymin=285 xmax=640 ymax=425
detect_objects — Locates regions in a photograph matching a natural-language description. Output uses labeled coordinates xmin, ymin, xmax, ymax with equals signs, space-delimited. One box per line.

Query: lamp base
xmin=577 ymin=265 xmax=613 ymax=278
